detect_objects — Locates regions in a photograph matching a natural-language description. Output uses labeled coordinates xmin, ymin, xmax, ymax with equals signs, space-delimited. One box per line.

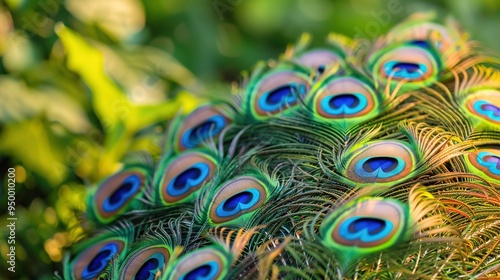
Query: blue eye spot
xmin=393 ymin=63 xmax=420 ymax=72
xmin=189 ymin=122 xmax=214 ymax=141
xmin=354 ymin=156 xmax=405 ymax=179
xmin=215 ymin=189 xmax=262 ymax=218
xmin=174 ymin=168 xmax=201 ymax=190
xmin=258 ymin=83 xmax=305 ymax=112
xmin=339 ymin=217 xmax=393 ymax=243
xmin=481 ymin=104 xmax=500 ymax=116
xmin=88 ymin=250 xmax=112 ymax=272
xmin=82 ymin=243 xmax=118 ymax=279
xmin=268 ymin=86 xmax=295 ymax=104
xmin=135 ymin=258 xmax=158 ymax=280
xmin=349 ymin=218 xmax=386 ymax=235
xmin=109 ymin=183 xmax=133 ymax=204
xmin=103 ymin=175 xmax=141 ymax=212
xmin=477 ymin=152 xmax=500 ymax=175
xmin=167 ymin=162 xmax=210 ymax=197
xmin=185 ymin=265 xmax=210 ymax=280
xmin=473 ymin=100 xmax=500 ymax=121
xmin=483 ymin=155 xmax=500 ymax=166
xmin=320 ymin=93 xmax=368 ymax=116
xmin=182 ymin=261 xmax=219 ymax=280
xmin=363 ymin=157 xmax=398 ymax=173
xmin=222 ymin=191 xmax=253 ymax=212
xmin=134 ymin=252 xmax=165 ymax=280
xmin=331 ymin=94 xmax=358 ymax=109
xmin=410 ymin=40 xmax=430 ymax=49
xmin=383 ymin=61 xmax=427 ymax=79
xmin=181 ymin=116 xmax=226 ymax=149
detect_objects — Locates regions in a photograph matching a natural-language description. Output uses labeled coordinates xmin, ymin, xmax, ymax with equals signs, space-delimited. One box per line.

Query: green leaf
xmin=0 ymin=119 xmax=68 ymax=185
xmin=55 ymin=23 xmax=130 ymax=129
xmin=55 ymin=24 xmax=201 ymax=179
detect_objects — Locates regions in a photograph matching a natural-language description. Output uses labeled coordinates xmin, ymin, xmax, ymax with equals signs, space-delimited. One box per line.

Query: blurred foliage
xmin=0 ymin=0 xmax=498 ymax=278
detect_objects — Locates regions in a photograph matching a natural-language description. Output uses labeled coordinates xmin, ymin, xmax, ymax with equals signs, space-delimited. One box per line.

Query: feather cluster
xmin=61 ymin=13 xmax=500 ymax=279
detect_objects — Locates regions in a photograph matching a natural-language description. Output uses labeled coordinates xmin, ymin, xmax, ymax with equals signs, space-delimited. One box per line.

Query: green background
xmin=0 ymin=0 xmax=498 ymax=278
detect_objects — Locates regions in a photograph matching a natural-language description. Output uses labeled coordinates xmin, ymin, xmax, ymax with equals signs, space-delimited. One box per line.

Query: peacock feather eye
xmin=88 ymin=167 xmax=148 ymax=224
xmin=296 ymin=49 xmax=343 ymax=74
xmin=246 ymin=70 xmax=312 ymax=119
xmin=208 ymin=176 xmax=268 ymax=225
xmin=309 ymin=76 xmax=379 ymax=122
xmin=369 ymin=44 xmax=441 ymax=88
xmin=386 ymin=22 xmax=455 ymax=53
xmin=173 ymin=105 xmax=231 ymax=151
xmin=345 ymin=141 xmax=415 ymax=184
xmin=167 ymin=247 xmax=229 ymax=280
xmin=463 ymin=90 xmax=500 ymax=127
xmin=467 ymin=148 xmax=500 ymax=182
xmin=320 ymin=197 xmax=408 ymax=260
xmin=155 ymin=151 xmax=217 ymax=205
xmin=120 ymin=246 xmax=171 ymax=280
xmin=61 ymin=15 xmax=500 ymax=279
xmin=70 ymin=239 xmax=126 ymax=280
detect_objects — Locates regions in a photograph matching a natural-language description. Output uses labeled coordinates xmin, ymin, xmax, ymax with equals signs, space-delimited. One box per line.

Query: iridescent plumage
xmin=61 ymin=13 xmax=500 ymax=279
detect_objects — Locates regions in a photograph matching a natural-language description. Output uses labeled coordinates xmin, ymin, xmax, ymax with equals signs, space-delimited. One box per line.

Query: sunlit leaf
xmin=0 ymin=119 xmax=68 ymax=185
xmin=56 ymin=24 xmax=201 ymax=180
xmin=55 ymin=23 xmax=128 ymax=129
xmin=0 ymin=76 xmax=90 ymax=132
xmin=65 ymin=0 xmax=145 ymax=41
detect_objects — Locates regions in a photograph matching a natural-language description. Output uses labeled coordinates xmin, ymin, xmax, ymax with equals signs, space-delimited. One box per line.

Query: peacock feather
xmin=60 ymin=12 xmax=500 ymax=279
